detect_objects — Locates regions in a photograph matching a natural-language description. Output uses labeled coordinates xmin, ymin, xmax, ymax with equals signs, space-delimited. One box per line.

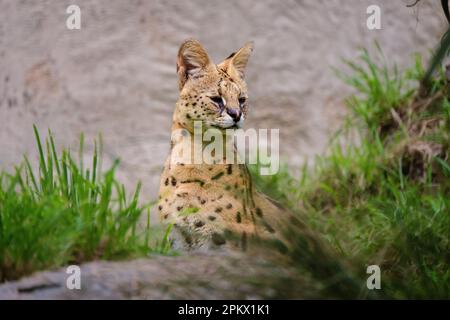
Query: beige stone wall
xmin=0 ymin=0 xmax=447 ymax=198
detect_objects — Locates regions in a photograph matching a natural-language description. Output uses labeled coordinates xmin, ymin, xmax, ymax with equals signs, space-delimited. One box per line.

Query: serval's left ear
xmin=218 ymin=41 xmax=254 ymax=79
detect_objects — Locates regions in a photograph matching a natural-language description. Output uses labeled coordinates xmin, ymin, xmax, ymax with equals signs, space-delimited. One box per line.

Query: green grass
xmin=251 ymin=48 xmax=450 ymax=299
xmin=0 ymin=46 xmax=448 ymax=299
xmin=0 ymin=126 xmax=170 ymax=282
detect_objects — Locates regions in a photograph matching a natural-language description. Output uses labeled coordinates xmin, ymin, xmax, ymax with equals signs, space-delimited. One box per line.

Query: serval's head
xmin=174 ymin=39 xmax=253 ymax=132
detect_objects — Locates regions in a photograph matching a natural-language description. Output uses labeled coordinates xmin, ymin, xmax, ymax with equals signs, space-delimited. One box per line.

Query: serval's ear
xmin=218 ymin=41 xmax=254 ymax=79
xmin=177 ymin=39 xmax=213 ymax=90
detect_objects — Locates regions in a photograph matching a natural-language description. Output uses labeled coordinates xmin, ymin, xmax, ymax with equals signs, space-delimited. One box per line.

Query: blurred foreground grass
xmin=251 ymin=47 xmax=449 ymax=298
xmin=0 ymin=126 xmax=171 ymax=282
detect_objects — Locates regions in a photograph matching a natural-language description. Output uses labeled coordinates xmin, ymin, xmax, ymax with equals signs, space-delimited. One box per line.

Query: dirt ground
xmin=0 ymin=0 xmax=446 ymax=201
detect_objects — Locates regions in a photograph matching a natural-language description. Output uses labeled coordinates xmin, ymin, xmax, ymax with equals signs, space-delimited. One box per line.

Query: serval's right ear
xmin=177 ymin=39 xmax=213 ymax=91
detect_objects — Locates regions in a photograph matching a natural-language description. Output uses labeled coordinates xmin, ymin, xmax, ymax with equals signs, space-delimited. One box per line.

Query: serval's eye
xmin=239 ymin=97 xmax=246 ymax=107
xmin=210 ymin=96 xmax=223 ymax=105
xmin=210 ymin=96 xmax=225 ymax=111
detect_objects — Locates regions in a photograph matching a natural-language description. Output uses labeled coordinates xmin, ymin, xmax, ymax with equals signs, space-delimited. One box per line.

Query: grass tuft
xmin=251 ymin=48 xmax=450 ymax=299
xmin=0 ymin=126 xmax=168 ymax=282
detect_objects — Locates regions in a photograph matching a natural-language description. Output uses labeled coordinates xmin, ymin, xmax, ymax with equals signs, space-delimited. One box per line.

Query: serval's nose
xmin=226 ymin=108 xmax=241 ymax=122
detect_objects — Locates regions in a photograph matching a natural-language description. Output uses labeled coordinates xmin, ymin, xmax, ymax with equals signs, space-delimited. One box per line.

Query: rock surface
xmin=0 ymin=253 xmax=318 ymax=299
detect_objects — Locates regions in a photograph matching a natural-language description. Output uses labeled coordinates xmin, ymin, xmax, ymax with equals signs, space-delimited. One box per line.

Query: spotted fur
xmin=158 ymin=39 xmax=288 ymax=251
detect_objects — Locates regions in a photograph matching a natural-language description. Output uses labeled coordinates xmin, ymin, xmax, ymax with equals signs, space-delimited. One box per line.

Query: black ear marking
xmin=226 ymin=52 xmax=236 ymax=59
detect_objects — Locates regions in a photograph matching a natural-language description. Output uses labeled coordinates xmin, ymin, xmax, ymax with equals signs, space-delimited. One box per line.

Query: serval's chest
xmin=157 ymin=160 xmax=279 ymax=251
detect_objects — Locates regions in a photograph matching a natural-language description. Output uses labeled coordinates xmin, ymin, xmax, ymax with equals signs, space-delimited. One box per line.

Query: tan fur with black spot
xmin=158 ymin=39 xmax=289 ymax=251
